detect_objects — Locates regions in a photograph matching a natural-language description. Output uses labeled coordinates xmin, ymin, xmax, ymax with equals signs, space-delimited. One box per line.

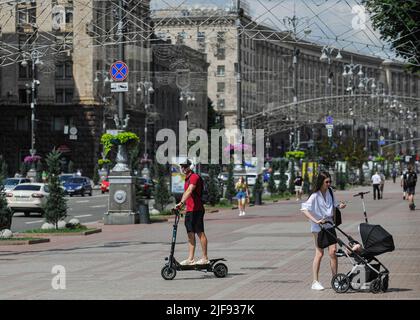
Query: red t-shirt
xmin=184 ymin=172 xmax=204 ymax=212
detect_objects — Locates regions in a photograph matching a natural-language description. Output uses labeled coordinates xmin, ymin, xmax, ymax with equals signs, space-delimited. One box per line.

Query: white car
xmin=2 ymin=177 xmax=31 ymax=192
xmin=6 ymin=183 xmax=49 ymax=217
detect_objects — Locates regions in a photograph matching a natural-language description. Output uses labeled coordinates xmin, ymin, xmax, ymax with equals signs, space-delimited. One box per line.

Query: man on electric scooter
xmin=175 ymin=159 xmax=209 ymax=266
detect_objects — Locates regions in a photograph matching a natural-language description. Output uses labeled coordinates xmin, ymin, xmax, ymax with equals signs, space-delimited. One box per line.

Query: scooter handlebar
xmin=171 ymin=208 xmax=183 ymax=217
xmin=353 ymin=191 xmax=370 ymax=197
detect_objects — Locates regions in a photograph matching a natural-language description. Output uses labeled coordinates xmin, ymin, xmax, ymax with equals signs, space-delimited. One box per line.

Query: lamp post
xmin=21 ymin=50 xmax=42 ymax=179
xmin=320 ymin=45 xmax=342 ymax=97
xmin=137 ymin=81 xmax=154 ymax=178
xmin=342 ymin=61 xmax=364 ymax=95
xmin=180 ymin=90 xmax=195 ymax=131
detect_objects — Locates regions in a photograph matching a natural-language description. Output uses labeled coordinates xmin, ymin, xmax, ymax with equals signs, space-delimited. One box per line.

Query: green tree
xmin=153 ymin=163 xmax=171 ymax=212
xmin=303 ymin=169 xmax=310 ymax=195
xmin=43 ymin=150 xmax=67 ymax=229
xmin=207 ymin=164 xmax=220 ymax=206
xmin=36 ymin=161 xmax=43 ymax=183
xmin=278 ymin=160 xmax=288 ymax=194
xmin=267 ymin=170 xmax=277 ymax=194
xmin=253 ymin=174 xmax=264 ymax=205
xmin=289 ymin=161 xmax=296 ymax=194
xmin=0 ymin=166 xmax=12 ymax=230
xmin=93 ymin=164 xmax=100 ymax=186
xmin=363 ymin=0 xmax=420 ymax=73
xmin=225 ymin=162 xmax=236 ymax=202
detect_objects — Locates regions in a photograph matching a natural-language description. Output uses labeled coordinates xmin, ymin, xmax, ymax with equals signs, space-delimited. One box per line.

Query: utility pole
xmin=236 ymin=0 xmax=242 ymax=132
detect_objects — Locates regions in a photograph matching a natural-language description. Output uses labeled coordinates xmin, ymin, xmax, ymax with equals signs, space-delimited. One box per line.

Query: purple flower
xmin=24 ymin=155 xmax=42 ymax=164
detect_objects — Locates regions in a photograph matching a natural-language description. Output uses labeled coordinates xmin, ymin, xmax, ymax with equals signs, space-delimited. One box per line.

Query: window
xmin=216 ymin=65 xmax=225 ymax=76
xmin=16 ymin=4 xmax=36 ymax=26
xmin=217 ymin=47 xmax=225 ymax=60
xmin=51 ymin=116 xmax=73 ymax=132
xmin=217 ymin=32 xmax=225 ymax=43
xmin=217 ymin=99 xmax=225 ymax=109
xmin=65 ymin=8 xmax=73 ymax=24
xmin=19 ymin=62 xmax=33 ymax=79
xmin=55 ymin=62 xmax=73 ymax=79
xmin=197 ymin=31 xmax=205 ymax=42
xmin=217 ymin=82 xmax=226 ymax=93
xmin=56 ymin=88 xmax=74 ymax=103
xmin=15 ymin=116 xmax=29 ymax=131
xmin=176 ymin=31 xmax=187 ymax=44
xmin=18 ymin=88 xmax=30 ymax=104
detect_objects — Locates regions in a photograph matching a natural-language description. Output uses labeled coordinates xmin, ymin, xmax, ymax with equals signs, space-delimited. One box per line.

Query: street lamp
xmin=21 ymin=50 xmax=42 ymax=179
xmin=137 ymin=81 xmax=154 ymax=168
xmin=180 ymin=90 xmax=195 ymax=131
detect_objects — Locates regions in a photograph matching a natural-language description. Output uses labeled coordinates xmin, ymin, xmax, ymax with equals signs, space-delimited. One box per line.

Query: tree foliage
xmin=363 ymin=0 xmax=420 ymax=73
xmin=153 ymin=163 xmax=171 ymax=212
xmin=225 ymin=162 xmax=236 ymax=202
xmin=207 ymin=164 xmax=220 ymax=206
xmin=43 ymin=149 xmax=67 ymax=229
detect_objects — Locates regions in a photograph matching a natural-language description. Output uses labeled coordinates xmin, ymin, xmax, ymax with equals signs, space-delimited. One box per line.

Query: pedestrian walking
xmin=405 ymin=164 xmax=417 ymax=211
xmin=235 ymin=176 xmax=249 ymax=216
xmin=301 ymin=171 xmax=346 ymax=291
xmin=175 ymin=159 xmax=209 ymax=266
xmin=391 ymin=167 xmax=397 ymax=183
xmin=380 ymin=171 xmax=386 ymax=199
xmin=294 ymin=172 xmax=304 ymax=201
xmin=371 ymin=171 xmax=382 ymax=200
xmin=401 ymin=169 xmax=408 ymax=200
xmin=41 ymin=170 xmax=48 ymax=183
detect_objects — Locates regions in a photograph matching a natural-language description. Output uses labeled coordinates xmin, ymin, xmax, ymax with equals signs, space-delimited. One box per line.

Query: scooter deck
xmin=175 ymin=258 xmax=226 ymax=271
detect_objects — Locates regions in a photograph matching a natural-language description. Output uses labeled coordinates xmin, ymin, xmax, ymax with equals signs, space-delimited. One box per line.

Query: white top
xmin=301 ymin=190 xmax=338 ymax=232
xmin=371 ymin=174 xmax=381 ymax=184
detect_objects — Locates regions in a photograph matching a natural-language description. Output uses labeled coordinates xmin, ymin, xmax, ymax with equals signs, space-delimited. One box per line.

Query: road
xmin=10 ymin=190 xmax=109 ymax=232
xmin=1 ymin=180 xmax=419 ymax=300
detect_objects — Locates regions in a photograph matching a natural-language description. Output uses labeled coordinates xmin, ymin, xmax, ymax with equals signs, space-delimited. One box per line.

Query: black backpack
xmin=406 ymin=172 xmax=417 ymax=188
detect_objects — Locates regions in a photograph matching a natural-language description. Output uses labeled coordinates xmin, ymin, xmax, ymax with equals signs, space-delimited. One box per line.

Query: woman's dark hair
xmin=312 ymin=171 xmax=331 ymax=194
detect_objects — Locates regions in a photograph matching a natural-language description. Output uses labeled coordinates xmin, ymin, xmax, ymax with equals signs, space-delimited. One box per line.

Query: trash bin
xmin=138 ymin=202 xmax=150 ymax=224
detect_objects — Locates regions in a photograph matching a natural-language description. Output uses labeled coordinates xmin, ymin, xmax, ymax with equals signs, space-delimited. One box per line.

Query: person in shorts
xmin=405 ymin=164 xmax=417 ymax=210
xmin=235 ymin=176 xmax=249 ymax=216
xmin=175 ymin=159 xmax=209 ymax=266
xmin=294 ymin=172 xmax=304 ymax=201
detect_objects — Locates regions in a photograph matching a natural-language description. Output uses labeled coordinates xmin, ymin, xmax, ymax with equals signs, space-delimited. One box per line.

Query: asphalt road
xmin=10 ymin=190 xmax=109 ymax=232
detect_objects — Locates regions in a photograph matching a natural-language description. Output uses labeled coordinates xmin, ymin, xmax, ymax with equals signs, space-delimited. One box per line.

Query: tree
xmin=36 ymin=160 xmax=43 ymax=183
xmin=93 ymin=164 xmax=100 ymax=186
xmin=253 ymin=174 xmax=264 ymax=205
xmin=43 ymin=150 xmax=68 ymax=229
xmin=267 ymin=170 xmax=277 ymax=194
xmin=0 ymin=157 xmax=8 ymax=178
xmin=288 ymin=160 xmax=296 ymax=194
xmin=153 ymin=163 xmax=171 ymax=212
xmin=225 ymin=162 xmax=236 ymax=202
xmin=207 ymin=164 xmax=220 ymax=206
xmin=278 ymin=160 xmax=288 ymax=194
xmin=303 ymin=169 xmax=310 ymax=195
xmin=363 ymin=0 xmax=420 ymax=73
xmin=0 ymin=167 xmax=12 ymax=230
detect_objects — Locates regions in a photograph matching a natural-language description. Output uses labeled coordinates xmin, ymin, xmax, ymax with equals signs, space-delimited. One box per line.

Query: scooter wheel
xmin=213 ymin=263 xmax=228 ymax=278
xmin=331 ymin=273 xmax=350 ymax=293
xmin=161 ymin=266 xmax=177 ymax=280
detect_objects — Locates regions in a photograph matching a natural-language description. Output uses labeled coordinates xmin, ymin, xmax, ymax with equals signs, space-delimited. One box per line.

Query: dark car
xmin=138 ymin=177 xmax=154 ymax=199
xmin=59 ymin=174 xmax=75 ymax=185
xmin=63 ymin=176 xmax=93 ymax=197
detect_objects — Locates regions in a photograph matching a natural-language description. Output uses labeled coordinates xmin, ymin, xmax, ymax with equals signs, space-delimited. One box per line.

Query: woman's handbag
xmin=328 ymin=188 xmax=342 ymax=226
xmin=317 ymin=227 xmax=338 ymax=249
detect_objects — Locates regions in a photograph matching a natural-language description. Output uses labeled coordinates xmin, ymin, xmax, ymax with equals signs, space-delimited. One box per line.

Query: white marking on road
xmin=90 ymin=205 xmax=106 ymax=208
xmin=74 ymin=214 xmax=92 ymax=218
xmin=76 ymin=200 xmax=89 ymax=203
xmin=25 ymin=220 xmax=44 ymax=225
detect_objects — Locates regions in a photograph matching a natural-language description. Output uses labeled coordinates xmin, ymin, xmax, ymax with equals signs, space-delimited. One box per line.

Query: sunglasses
xmin=324 ymin=180 xmax=332 ymax=184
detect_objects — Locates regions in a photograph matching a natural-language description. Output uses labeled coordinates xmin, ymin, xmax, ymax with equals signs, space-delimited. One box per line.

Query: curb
xmin=0 ymin=238 xmax=50 ymax=245
xmin=17 ymin=228 xmax=102 ymax=237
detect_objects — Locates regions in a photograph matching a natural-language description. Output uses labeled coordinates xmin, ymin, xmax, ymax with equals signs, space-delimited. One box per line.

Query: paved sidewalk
xmin=0 ymin=180 xmax=419 ymax=300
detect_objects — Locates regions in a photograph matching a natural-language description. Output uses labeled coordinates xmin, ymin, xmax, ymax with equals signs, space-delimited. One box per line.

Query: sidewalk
xmin=0 ymin=180 xmax=419 ymax=299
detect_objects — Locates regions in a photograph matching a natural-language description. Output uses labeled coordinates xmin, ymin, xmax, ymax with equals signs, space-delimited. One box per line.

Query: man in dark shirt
xmin=294 ymin=172 xmax=304 ymax=201
xmin=405 ymin=164 xmax=418 ymax=210
xmin=175 ymin=159 xmax=208 ymax=265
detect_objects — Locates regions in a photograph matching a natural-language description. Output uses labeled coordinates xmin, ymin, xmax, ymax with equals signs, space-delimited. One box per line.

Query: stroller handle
xmin=353 ymin=191 xmax=370 ymax=197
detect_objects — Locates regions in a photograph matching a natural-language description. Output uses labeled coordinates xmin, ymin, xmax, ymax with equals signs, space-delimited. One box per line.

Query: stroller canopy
xmin=359 ymin=223 xmax=395 ymax=257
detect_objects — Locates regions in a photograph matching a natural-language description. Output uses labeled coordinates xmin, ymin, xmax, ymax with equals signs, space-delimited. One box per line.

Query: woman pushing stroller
xmin=301 ymin=171 xmax=347 ymax=291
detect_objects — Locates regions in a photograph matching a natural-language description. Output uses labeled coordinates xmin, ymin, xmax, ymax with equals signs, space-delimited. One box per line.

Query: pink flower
xmin=24 ymin=155 xmax=42 ymax=164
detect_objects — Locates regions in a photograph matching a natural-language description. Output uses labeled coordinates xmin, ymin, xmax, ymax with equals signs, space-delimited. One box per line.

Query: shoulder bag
xmin=328 ymin=187 xmax=342 ymax=226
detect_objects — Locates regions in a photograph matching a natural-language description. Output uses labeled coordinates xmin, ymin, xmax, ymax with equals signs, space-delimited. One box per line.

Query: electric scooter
xmin=353 ymin=191 xmax=370 ymax=223
xmin=161 ymin=208 xmax=228 ymax=280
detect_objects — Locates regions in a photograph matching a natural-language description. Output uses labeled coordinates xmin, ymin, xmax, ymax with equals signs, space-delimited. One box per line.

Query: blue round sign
xmin=110 ymin=61 xmax=129 ymax=81
xmin=326 ymin=116 xmax=334 ymax=125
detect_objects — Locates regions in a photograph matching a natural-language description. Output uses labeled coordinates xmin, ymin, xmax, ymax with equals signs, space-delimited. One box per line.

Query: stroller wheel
xmin=161 ymin=266 xmax=177 ymax=280
xmin=381 ymin=275 xmax=389 ymax=292
xmin=370 ymin=278 xmax=381 ymax=293
xmin=331 ymin=273 xmax=350 ymax=293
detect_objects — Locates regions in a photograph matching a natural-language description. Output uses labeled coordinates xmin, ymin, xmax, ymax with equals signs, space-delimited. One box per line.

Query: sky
xmin=151 ymin=0 xmax=399 ymax=61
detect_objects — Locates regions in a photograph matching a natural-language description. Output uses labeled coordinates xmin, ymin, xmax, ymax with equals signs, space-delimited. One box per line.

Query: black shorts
xmin=184 ymin=210 xmax=205 ymax=233
xmin=407 ymin=187 xmax=416 ymax=195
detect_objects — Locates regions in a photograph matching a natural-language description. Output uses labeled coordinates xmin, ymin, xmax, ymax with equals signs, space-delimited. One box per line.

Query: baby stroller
xmin=325 ymin=222 xmax=395 ymax=293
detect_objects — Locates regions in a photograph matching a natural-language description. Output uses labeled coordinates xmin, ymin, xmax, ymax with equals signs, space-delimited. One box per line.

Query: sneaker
xmin=195 ymin=258 xmax=209 ymax=265
xmin=311 ymin=281 xmax=324 ymax=291
xmin=180 ymin=259 xmax=195 ymax=266
xmin=239 ymin=211 xmax=243 ymax=216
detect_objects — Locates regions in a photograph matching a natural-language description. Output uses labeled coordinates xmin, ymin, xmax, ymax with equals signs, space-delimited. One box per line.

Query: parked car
xmin=138 ymin=177 xmax=154 ymax=199
xmin=100 ymin=177 xmax=110 ymax=194
xmin=63 ymin=176 xmax=93 ymax=197
xmin=1 ymin=178 xmax=31 ymax=192
xmin=6 ymin=183 xmax=49 ymax=217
